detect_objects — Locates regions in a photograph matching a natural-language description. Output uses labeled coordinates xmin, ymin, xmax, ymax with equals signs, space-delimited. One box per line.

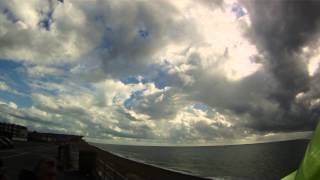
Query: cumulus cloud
xmin=0 ymin=0 xmax=319 ymax=144
xmin=0 ymin=0 xmax=98 ymax=63
xmin=236 ymin=0 xmax=320 ymax=130
xmin=71 ymin=0 xmax=198 ymax=80
xmin=126 ymin=86 xmax=188 ymax=120
xmin=26 ymin=79 xmax=159 ymax=139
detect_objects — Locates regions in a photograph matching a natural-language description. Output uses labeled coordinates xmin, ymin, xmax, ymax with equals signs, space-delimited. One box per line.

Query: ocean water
xmin=92 ymin=140 xmax=309 ymax=180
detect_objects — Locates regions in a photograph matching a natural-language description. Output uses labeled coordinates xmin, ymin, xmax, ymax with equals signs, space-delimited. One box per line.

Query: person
xmin=34 ymin=158 xmax=57 ymax=180
xmin=19 ymin=158 xmax=57 ymax=180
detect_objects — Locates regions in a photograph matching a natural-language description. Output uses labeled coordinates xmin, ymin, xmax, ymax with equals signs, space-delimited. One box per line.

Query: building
xmin=28 ymin=132 xmax=83 ymax=143
xmin=0 ymin=122 xmax=28 ymax=140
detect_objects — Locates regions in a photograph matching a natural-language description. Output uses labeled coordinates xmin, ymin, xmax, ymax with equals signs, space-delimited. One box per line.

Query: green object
xmin=282 ymin=123 xmax=320 ymax=180
xmin=282 ymin=171 xmax=296 ymax=180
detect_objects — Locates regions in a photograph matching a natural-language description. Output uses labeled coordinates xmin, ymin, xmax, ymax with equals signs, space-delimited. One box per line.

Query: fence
xmin=95 ymin=158 xmax=128 ymax=180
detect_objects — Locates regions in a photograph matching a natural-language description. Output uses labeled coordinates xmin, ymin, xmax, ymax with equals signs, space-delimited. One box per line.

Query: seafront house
xmin=0 ymin=122 xmax=28 ymax=141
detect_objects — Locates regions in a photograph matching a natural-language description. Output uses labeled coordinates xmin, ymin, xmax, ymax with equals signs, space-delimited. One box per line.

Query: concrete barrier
xmin=75 ymin=142 xmax=210 ymax=180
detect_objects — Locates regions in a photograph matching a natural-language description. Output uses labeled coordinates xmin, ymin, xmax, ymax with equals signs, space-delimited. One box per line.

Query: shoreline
xmin=78 ymin=140 xmax=210 ymax=180
xmin=1 ymin=138 xmax=308 ymax=180
xmin=87 ymin=137 xmax=311 ymax=148
xmin=86 ymin=139 xmax=310 ymax=180
xmin=91 ymin=142 xmax=207 ymax=178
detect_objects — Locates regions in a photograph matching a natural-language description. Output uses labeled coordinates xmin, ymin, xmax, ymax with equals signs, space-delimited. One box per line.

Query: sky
xmin=0 ymin=0 xmax=319 ymax=145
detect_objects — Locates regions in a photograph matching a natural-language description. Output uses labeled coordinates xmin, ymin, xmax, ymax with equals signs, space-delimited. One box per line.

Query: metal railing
xmin=96 ymin=158 xmax=128 ymax=180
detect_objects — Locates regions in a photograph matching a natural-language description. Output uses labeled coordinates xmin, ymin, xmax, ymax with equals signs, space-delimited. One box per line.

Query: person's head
xmin=34 ymin=158 xmax=57 ymax=180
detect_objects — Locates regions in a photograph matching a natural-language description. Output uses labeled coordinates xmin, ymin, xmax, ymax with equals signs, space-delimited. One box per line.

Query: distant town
xmin=0 ymin=121 xmax=207 ymax=180
xmin=0 ymin=121 xmax=83 ymax=143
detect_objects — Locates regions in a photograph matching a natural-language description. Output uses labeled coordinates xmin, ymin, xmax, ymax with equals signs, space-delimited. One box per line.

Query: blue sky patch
xmin=192 ymin=103 xmax=210 ymax=112
xmin=124 ymin=90 xmax=144 ymax=109
xmin=231 ymin=4 xmax=246 ymax=18
xmin=138 ymin=29 xmax=149 ymax=39
xmin=122 ymin=76 xmax=141 ymax=84
xmin=0 ymin=60 xmax=31 ymax=107
xmin=39 ymin=8 xmax=53 ymax=31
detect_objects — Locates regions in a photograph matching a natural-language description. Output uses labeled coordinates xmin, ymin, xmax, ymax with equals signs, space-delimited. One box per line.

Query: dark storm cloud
xmin=236 ymin=0 xmax=320 ymax=131
xmin=157 ymin=0 xmax=320 ymax=133
xmin=241 ymin=0 xmax=319 ymax=106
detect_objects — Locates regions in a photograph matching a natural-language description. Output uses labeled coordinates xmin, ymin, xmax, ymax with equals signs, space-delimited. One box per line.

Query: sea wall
xmin=77 ymin=141 xmax=209 ymax=180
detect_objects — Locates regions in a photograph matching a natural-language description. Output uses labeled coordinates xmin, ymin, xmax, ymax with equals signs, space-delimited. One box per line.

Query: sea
xmin=91 ymin=140 xmax=309 ymax=180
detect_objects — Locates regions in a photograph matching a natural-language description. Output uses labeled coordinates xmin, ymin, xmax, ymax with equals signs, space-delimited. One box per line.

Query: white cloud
xmin=307 ymin=50 xmax=320 ymax=77
xmin=0 ymin=0 xmax=318 ymax=144
xmin=0 ymin=0 xmax=271 ymax=142
xmin=27 ymin=65 xmax=66 ymax=77
xmin=0 ymin=100 xmax=18 ymax=109
xmin=0 ymin=0 xmax=98 ymax=64
xmin=0 ymin=81 xmax=23 ymax=95
xmin=93 ymin=79 xmax=143 ymax=106
xmin=0 ymin=81 xmax=13 ymax=92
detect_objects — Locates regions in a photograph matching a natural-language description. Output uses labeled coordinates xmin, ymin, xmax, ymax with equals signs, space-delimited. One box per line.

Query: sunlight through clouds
xmin=0 ymin=0 xmax=318 ymax=145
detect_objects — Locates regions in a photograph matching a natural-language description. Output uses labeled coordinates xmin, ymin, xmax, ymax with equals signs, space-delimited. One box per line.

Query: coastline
xmin=87 ymin=139 xmax=309 ymax=180
xmin=0 ymin=137 xmax=309 ymax=180
xmin=78 ymin=140 xmax=210 ymax=180
xmin=91 ymin=142 xmax=207 ymax=178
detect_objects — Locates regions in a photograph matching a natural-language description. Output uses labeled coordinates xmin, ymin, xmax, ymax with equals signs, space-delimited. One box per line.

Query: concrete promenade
xmin=0 ymin=141 xmax=87 ymax=180
xmin=0 ymin=140 xmax=210 ymax=180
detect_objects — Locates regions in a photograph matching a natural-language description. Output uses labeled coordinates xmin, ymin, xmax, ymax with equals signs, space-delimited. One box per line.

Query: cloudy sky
xmin=0 ymin=0 xmax=319 ymax=145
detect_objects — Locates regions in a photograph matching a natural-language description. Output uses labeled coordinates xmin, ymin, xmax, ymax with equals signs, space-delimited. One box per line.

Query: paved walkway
xmin=0 ymin=141 xmax=88 ymax=180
